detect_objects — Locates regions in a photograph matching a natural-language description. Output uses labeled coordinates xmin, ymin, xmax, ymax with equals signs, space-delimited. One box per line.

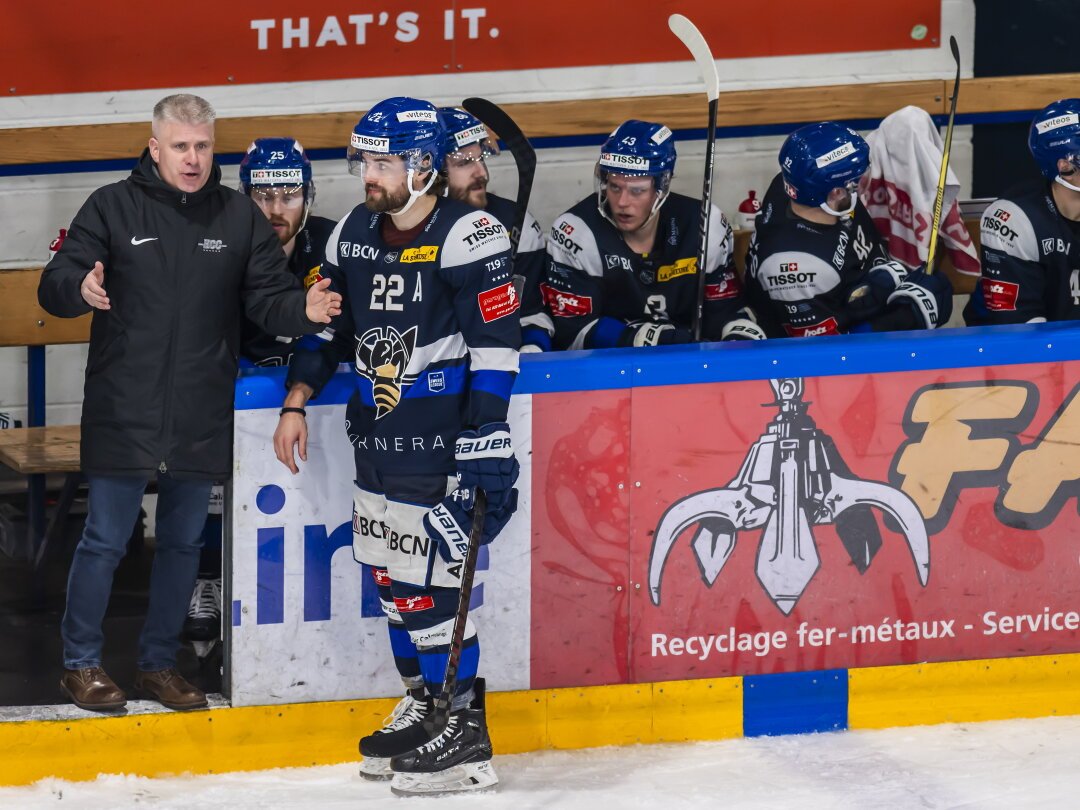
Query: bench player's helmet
xmin=595 ymin=120 xmax=677 ymax=230
xmin=239 ymin=137 xmax=314 ymax=230
xmin=1029 ymin=98 xmax=1080 ymax=192
xmin=779 ymin=122 xmax=870 ymax=216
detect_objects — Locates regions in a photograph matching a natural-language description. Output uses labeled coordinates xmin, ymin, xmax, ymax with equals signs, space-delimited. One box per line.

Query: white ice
xmin=2 ymin=714 xmax=1077 ymax=809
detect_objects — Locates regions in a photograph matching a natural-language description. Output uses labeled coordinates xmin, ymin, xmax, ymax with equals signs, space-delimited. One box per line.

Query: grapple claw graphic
xmin=648 ymin=378 xmax=931 ymax=613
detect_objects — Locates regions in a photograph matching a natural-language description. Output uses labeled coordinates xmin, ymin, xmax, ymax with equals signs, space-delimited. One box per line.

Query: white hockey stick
xmin=669 ymin=13 xmax=720 ymax=341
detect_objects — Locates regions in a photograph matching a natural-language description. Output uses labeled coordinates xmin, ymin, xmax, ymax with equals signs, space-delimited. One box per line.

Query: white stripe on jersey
xmin=323 ymin=211 xmax=352 ymax=267
xmin=980 ymin=199 xmax=1040 ymax=262
xmin=468 ymin=345 xmax=519 ymax=374
xmin=548 ymin=212 xmax=603 ymax=277
xmin=754 ymin=251 xmax=843 ymax=302
xmin=403 ymin=332 xmax=469 ymax=378
xmin=519 ymin=210 xmax=546 ymax=252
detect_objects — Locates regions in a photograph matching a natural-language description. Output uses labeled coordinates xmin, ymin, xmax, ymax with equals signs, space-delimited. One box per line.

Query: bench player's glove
xmin=887 ymin=268 xmax=953 ymax=329
xmin=423 ymin=486 xmax=519 ymax=564
xmin=846 ymin=259 xmax=909 ymax=323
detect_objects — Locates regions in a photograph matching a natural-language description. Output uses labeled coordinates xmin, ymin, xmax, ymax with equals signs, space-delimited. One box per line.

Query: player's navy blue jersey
xmin=483 ymin=193 xmax=552 ymax=349
xmin=543 ymin=192 xmax=745 ymax=349
xmin=964 ymin=184 xmax=1080 ymax=325
xmin=745 ymin=173 xmax=891 ymax=337
xmin=241 ymin=214 xmax=337 ymax=367
xmin=287 ymin=197 xmax=520 ymax=475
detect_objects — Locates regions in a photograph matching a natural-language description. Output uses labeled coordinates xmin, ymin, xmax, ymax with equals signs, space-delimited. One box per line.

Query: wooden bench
xmin=0 ymin=267 xmax=90 ymax=566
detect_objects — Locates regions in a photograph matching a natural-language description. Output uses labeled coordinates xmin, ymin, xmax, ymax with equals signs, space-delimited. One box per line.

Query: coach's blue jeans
xmin=61 ymin=474 xmax=213 ymax=671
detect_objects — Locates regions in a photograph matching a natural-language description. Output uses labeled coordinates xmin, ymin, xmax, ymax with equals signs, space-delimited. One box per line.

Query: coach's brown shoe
xmin=60 ymin=667 xmax=127 ymax=712
xmin=135 ymin=667 xmax=208 ymax=711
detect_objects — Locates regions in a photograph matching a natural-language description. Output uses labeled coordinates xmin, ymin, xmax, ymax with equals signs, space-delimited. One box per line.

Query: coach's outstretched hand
xmin=305 ymin=277 xmax=342 ymax=324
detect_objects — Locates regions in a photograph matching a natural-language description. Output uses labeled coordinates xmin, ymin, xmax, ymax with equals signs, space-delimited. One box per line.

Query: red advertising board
xmin=7 ymin=2 xmax=940 ymax=96
xmin=531 ymin=362 xmax=1080 ymax=688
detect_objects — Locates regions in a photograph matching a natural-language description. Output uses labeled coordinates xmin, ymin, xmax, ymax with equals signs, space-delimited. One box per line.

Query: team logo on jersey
xmin=540 ymin=282 xmax=593 ymax=317
xmin=303 ymin=265 xmax=324 ymax=289
xmin=198 ymin=238 xmax=227 ymax=253
xmin=355 ymin=325 xmax=419 ymax=419
xmin=657 ymin=257 xmax=697 ymax=282
xmin=478 ymin=281 xmax=520 ymax=323
xmin=400 ymin=246 xmax=439 ymax=263
xmin=383 ymin=251 xmax=400 ymax=264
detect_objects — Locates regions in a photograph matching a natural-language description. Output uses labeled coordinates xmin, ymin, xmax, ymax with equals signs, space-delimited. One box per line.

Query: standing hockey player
xmin=746 ymin=122 xmax=953 ymax=337
xmin=965 ymin=98 xmax=1080 ymax=325
xmin=184 ymin=138 xmax=337 ymax=651
xmin=438 ymin=107 xmax=552 ymax=351
xmin=544 ymin=119 xmax=760 ymax=349
xmin=274 ymin=97 xmax=519 ymax=796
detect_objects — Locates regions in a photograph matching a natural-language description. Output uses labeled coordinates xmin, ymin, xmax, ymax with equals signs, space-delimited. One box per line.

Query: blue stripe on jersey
xmin=593 ymin=317 xmax=628 ymax=349
xmin=470 ymin=369 xmax=515 ymax=401
xmin=522 ymin=326 xmax=553 ymax=352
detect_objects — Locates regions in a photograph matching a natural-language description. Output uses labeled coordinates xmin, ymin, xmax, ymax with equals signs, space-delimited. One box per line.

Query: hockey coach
xmin=38 ymin=94 xmax=341 ymax=712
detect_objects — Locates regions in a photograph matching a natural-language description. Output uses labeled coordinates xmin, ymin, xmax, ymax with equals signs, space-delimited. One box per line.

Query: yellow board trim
xmin=4 ymin=653 xmax=1080 ymax=787
xmin=849 ymin=652 xmax=1080 ymax=729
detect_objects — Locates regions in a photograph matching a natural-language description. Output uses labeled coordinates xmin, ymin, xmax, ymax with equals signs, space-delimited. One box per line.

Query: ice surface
xmin=1 ymin=714 xmax=1076 ymax=809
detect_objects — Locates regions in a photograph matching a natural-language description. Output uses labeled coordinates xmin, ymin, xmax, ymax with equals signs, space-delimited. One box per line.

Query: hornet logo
xmin=648 ymin=378 xmax=929 ymax=615
xmin=355 ymin=326 xmax=418 ymax=419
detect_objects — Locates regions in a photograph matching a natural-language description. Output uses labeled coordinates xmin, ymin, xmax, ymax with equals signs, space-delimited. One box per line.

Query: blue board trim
xmin=743 ymin=669 xmax=848 ymax=737
xmin=235 ymin=322 xmax=1080 ymax=409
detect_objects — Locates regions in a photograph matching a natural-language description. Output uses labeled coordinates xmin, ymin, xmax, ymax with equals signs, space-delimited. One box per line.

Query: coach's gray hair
xmin=152 ymin=94 xmax=216 ymax=136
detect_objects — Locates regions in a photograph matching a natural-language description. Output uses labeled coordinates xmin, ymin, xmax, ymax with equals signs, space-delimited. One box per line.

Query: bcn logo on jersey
xmin=982 ymin=278 xmax=1019 ymax=311
xmin=540 ymin=282 xmax=592 ymax=317
xmin=478 ymin=281 xmax=520 ymax=323
xmin=339 ymin=242 xmax=381 ymax=261
xmin=606 ymin=254 xmax=632 ymax=271
xmin=400 ymin=246 xmax=439 ymax=263
xmin=657 ymin=257 xmax=697 ymax=282
xmin=1042 ymin=237 xmax=1071 ymax=255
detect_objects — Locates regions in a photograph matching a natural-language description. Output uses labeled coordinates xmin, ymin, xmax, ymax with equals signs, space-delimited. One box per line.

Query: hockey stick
xmin=925 ymin=35 xmax=961 ymax=274
xmin=424 ymin=488 xmax=487 ymax=737
xmin=422 ymin=101 xmax=534 ymax=737
xmin=462 ymin=97 xmax=538 ymax=273
xmin=668 ymin=14 xmax=720 ymax=341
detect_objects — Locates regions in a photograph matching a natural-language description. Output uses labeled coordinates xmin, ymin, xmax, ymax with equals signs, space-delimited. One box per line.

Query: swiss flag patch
xmin=784 ymin=317 xmax=840 ymax=338
xmin=478 ymin=281 xmax=520 ymax=323
xmin=540 ymin=282 xmax=593 ymax=317
xmin=982 ymin=278 xmax=1019 ymax=311
xmin=371 ymin=568 xmax=391 ymax=587
xmin=394 ymin=595 xmax=435 ymax=613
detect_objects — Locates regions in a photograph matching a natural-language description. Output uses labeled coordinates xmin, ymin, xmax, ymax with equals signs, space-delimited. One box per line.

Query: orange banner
xmin=8 ymin=2 xmax=940 ymax=96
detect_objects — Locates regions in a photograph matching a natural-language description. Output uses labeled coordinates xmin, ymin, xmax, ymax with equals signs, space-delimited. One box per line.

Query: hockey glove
xmin=886 ymin=268 xmax=954 ymax=329
xmin=622 ymin=322 xmax=694 ymax=347
xmin=454 ymin=422 xmax=519 ymax=511
xmin=721 ymin=308 xmax=766 ymax=341
xmin=845 ymin=259 xmax=909 ymax=323
xmin=424 ymin=486 xmax=519 ymax=563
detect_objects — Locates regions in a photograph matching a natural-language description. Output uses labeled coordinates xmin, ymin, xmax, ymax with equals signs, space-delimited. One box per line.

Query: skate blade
xmin=390 ymin=761 xmax=498 ymax=797
xmin=358 ymin=757 xmax=393 ymax=781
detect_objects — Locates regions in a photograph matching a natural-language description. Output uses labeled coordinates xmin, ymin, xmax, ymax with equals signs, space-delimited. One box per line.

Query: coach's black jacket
xmin=39 ymin=149 xmax=320 ymax=479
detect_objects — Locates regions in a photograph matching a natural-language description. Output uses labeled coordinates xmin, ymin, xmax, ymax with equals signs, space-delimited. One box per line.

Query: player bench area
xmin=0 ymin=268 xmax=88 ymax=567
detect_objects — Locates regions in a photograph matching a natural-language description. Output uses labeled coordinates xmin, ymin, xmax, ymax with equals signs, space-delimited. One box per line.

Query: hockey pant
xmin=353 ymin=464 xmax=479 ymax=708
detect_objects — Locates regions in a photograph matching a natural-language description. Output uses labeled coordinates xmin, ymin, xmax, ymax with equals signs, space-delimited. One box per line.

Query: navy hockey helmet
xmin=348 ymin=97 xmax=446 ymax=176
xmin=1029 ymin=98 xmax=1080 ymax=188
xmin=239 ymin=137 xmax=313 ymax=197
xmin=596 ymin=120 xmax=677 ymax=228
xmin=437 ymin=107 xmax=499 ymax=160
xmin=779 ymin=122 xmax=870 ymax=214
